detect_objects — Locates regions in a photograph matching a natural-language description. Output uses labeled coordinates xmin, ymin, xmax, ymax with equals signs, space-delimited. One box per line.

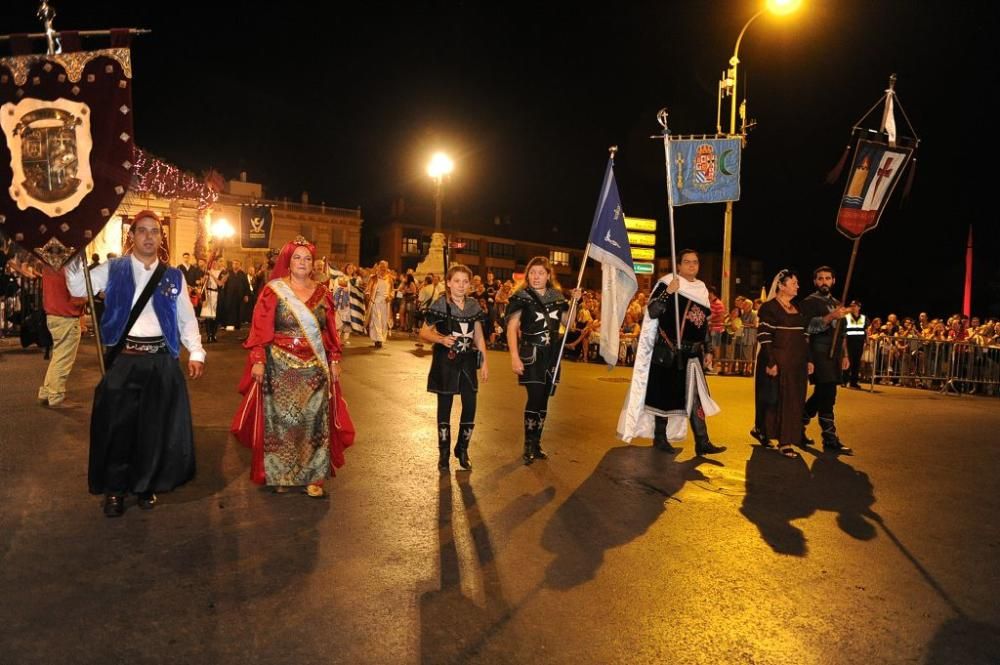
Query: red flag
xmin=963 ymin=226 xmax=973 ymax=318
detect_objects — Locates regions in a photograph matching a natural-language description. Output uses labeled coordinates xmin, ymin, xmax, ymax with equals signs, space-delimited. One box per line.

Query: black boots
xmin=437 ymin=423 xmax=451 ymax=472
xmin=653 ymin=416 xmax=678 ymax=454
xmin=523 ymin=412 xmax=541 ymax=465
xmin=454 ymin=423 xmax=474 ymax=471
xmin=534 ymin=410 xmax=549 ymax=460
xmin=691 ymin=410 xmax=727 ymax=456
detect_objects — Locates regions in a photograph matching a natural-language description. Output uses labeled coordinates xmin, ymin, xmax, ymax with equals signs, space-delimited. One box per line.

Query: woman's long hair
xmin=514 ymin=256 xmax=562 ymax=293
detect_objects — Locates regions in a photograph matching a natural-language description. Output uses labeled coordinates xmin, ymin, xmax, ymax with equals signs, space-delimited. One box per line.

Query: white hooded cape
xmin=616 ymin=273 xmax=720 ymax=443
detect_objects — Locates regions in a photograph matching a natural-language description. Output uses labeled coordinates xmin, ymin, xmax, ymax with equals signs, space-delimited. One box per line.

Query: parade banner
xmin=667 ymin=138 xmax=741 ymax=206
xmin=835 ymin=138 xmax=913 ymax=239
xmin=240 ymin=204 xmax=273 ymax=249
xmin=0 ymin=35 xmax=135 ymax=268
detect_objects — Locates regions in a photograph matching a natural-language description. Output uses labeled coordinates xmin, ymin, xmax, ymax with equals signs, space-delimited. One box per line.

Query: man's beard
xmin=817 ymin=285 xmax=831 ymax=295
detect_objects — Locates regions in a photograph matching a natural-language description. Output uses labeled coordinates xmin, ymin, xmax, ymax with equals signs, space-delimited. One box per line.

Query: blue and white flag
xmin=668 ymin=138 xmax=741 ymax=206
xmin=587 ymin=158 xmax=638 ymax=367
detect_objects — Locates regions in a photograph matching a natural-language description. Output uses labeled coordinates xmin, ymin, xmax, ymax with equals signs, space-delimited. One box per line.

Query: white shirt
xmin=67 ymin=255 xmax=206 ymax=363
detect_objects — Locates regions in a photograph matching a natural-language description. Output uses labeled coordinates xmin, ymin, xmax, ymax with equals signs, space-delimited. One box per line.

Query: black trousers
xmin=805 ymin=381 xmax=839 ymax=444
xmin=89 ymin=353 xmax=196 ymax=495
xmin=846 ymin=337 xmax=865 ymax=385
xmin=436 ymin=374 xmax=478 ymax=424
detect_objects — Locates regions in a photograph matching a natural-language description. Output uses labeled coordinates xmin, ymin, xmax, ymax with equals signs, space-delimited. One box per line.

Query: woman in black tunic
xmin=419 ymin=264 xmax=489 ymax=472
xmin=506 ymin=256 xmax=580 ymax=465
xmin=751 ymin=269 xmax=813 ymax=459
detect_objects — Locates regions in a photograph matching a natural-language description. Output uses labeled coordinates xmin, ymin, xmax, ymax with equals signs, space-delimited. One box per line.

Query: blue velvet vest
xmin=100 ymin=257 xmax=183 ymax=358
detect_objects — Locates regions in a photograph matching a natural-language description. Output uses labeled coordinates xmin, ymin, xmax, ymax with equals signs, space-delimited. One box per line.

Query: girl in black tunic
xmin=420 ymin=264 xmax=489 ymax=472
xmin=506 ymin=256 xmax=580 ymax=465
xmin=751 ymin=269 xmax=813 ymax=459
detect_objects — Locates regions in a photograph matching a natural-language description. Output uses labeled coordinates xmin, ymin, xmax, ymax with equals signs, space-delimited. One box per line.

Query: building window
xmin=331 ymin=228 xmax=348 ymax=255
xmin=453 ymin=238 xmax=480 ymax=255
xmin=491 ymin=267 xmax=513 ymax=282
xmin=402 ymin=236 xmax=420 ymax=255
xmin=550 ymin=250 xmax=570 ymax=266
xmin=488 ymin=242 xmax=514 ymax=259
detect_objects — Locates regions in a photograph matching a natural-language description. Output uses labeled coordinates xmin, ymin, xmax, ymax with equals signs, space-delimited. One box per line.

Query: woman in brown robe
xmin=751 ymin=269 xmax=813 ymax=458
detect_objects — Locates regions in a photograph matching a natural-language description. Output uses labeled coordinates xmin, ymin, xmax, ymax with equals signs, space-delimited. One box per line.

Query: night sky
xmin=3 ymin=1 xmax=996 ymax=317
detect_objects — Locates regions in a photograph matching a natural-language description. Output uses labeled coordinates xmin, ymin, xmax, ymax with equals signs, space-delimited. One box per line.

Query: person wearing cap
xmin=843 ymin=300 xmax=867 ymax=388
xmin=67 ymin=211 xmax=206 ymax=517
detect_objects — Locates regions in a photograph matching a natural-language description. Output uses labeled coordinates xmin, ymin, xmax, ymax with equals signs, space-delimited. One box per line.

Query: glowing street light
xmin=717 ymin=0 xmax=802 ymax=310
xmin=211 ymin=218 xmax=235 ymax=239
xmin=427 ymin=152 xmax=454 ymax=232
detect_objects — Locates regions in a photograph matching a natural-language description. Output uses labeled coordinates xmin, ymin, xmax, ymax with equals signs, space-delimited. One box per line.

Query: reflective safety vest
xmin=845 ymin=313 xmax=867 ymax=336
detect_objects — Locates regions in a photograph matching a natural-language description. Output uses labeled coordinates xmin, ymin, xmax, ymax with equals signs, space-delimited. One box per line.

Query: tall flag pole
xmin=657 ymin=110 xmax=683 ymax=346
xmin=550 ymin=147 xmax=636 ymax=392
xmin=963 ymin=225 xmax=973 ymax=318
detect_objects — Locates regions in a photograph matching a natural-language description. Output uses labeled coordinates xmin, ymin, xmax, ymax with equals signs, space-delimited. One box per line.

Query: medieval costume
xmin=425 ymin=294 xmax=486 ymax=471
xmin=218 ymin=265 xmax=252 ymax=329
xmin=231 ymin=240 xmax=355 ymax=492
xmin=617 ymin=273 xmax=725 ymax=455
xmin=800 ymin=287 xmax=853 ymax=453
xmin=367 ymin=273 xmax=391 ymax=347
xmin=347 ymin=273 xmax=367 ymax=336
xmin=199 ymin=266 xmax=222 ymax=342
xmin=752 ymin=276 xmax=811 ymax=456
xmin=506 ymin=286 xmax=568 ymax=464
xmin=332 ymin=277 xmax=354 ymax=344
xmin=66 ymin=227 xmax=205 ymax=517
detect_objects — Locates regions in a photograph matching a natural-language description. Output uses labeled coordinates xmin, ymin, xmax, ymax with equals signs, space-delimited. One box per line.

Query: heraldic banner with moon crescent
xmin=667 ymin=138 xmax=741 ymax=206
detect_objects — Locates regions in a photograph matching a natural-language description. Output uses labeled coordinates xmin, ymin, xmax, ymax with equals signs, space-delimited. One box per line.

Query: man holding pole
xmin=67 ymin=211 xmax=206 ymax=517
xmin=800 ymin=266 xmax=853 ymax=454
xmin=618 ymin=249 xmax=726 ymax=456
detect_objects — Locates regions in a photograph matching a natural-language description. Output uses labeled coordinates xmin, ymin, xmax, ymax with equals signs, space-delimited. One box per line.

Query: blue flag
xmin=668 ymin=138 xmax=742 ymax=206
xmin=587 ymin=159 xmax=638 ymax=367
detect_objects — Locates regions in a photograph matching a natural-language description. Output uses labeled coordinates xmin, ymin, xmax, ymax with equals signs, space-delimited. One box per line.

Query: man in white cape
xmin=616 ymin=249 xmax=726 ymax=455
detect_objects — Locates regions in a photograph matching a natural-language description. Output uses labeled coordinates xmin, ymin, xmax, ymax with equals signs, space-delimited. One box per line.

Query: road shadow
xmin=740 ymin=445 xmax=877 ymax=556
xmin=925 ymin=617 xmax=1000 ymax=665
xmin=158 ymin=425 xmax=251 ymax=504
xmin=420 ymin=475 xmax=509 ymax=664
xmin=540 ymin=445 xmax=719 ymax=590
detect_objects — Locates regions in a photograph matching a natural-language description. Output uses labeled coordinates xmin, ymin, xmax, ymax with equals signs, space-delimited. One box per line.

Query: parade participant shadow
xmin=157 ymin=425 xmax=251 ymax=504
xmin=740 ymin=446 xmax=879 ymax=556
xmin=925 ymin=617 xmax=1000 ymax=664
xmin=540 ymin=445 xmax=720 ymax=590
xmin=419 ymin=475 xmax=512 ymax=664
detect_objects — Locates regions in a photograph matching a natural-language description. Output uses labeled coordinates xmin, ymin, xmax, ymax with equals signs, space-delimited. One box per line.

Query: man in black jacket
xmin=800 ymin=266 xmax=853 ymax=454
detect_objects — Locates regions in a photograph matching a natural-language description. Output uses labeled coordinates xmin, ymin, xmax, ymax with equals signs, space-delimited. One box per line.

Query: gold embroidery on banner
xmin=0 ymin=48 xmax=132 ymax=86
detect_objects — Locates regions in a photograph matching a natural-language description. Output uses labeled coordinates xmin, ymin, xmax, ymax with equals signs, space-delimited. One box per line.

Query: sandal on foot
xmin=304 ymin=484 xmax=326 ymax=498
xmin=778 ymin=445 xmax=800 ymax=459
xmin=271 ymin=486 xmax=291 ymax=494
xmin=749 ymin=429 xmax=774 ymax=448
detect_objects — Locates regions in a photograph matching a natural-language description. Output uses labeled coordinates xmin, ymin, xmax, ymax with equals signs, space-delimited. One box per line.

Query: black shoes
xmin=523 ymin=442 xmax=535 ymax=466
xmin=137 ymin=492 xmax=157 ymax=510
xmin=653 ymin=437 xmax=678 ymax=454
xmin=823 ymin=440 xmax=854 ymax=456
xmin=749 ymin=428 xmax=774 ymax=448
xmin=103 ymin=495 xmax=125 ymax=518
xmin=695 ymin=442 xmax=727 ymax=456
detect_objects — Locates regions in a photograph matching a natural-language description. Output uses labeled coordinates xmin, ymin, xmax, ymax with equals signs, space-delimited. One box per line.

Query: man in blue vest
xmin=67 ymin=211 xmax=205 ymax=517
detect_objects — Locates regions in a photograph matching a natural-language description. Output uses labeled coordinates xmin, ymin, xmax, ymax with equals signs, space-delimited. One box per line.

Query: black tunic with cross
xmin=506 ymin=287 xmax=569 ymax=386
xmin=424 ymin=295 xmax=485 ymax=394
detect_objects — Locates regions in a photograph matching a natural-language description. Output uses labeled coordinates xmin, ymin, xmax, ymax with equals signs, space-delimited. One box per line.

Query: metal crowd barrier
xmin=864 ymin=336 xmax=1000 ymax=397
xmin=711 ymin=326 xmax=758 ymax=376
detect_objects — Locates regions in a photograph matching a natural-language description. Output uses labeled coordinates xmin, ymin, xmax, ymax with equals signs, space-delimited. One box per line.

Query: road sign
xmin=633 ymin=262 xmax=654 ymax=274
xmin=624 ymin=216 xmax=657 ymax=232
xmin=627 ymin=231 xmax=656 ymax=247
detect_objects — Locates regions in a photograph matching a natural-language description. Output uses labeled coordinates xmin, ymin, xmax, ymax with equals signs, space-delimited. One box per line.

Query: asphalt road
xmin=1 ymin=332 xmax=998 ymax=664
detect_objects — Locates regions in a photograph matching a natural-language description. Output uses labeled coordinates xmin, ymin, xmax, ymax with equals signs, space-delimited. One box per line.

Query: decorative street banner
xmin=240 ymin=204 xmax=273 ymax=249
xmin=667 ymin=138 xmax=741 ymax=206
xmin=0 ymin=34 xmax=135 ymax=268
xmin=835 ymin=138 xmax=914 ymax=239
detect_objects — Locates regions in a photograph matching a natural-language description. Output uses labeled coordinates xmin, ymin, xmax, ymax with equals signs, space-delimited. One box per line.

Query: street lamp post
xmin=416 ymin=152 xmax=454 ymax=280
xmin=718 ymin=0 xmax=801 ymax=308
